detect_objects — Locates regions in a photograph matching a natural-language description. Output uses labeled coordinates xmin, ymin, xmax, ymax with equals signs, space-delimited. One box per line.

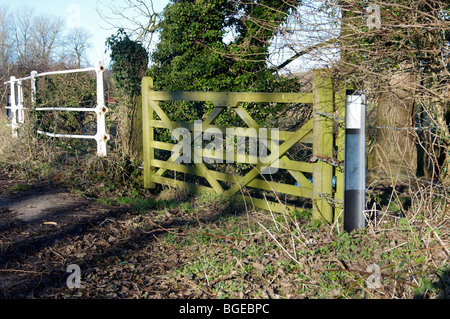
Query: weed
xmin=263 ymin=264 xmax=275 ymax=276
xmin=8 ymin=183 xmax=33 ymax=192
xmin=1 ymin=110 xmax=449 ymax=299
xmin=179 ymin=202 xmax=194 ymax=212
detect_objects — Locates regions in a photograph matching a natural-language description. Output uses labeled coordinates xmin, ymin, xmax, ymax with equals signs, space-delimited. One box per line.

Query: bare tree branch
xmin=96 ymin=0 xmax=161 ymax=50
xmin=272 ymin=38 xmax=337 ymax=71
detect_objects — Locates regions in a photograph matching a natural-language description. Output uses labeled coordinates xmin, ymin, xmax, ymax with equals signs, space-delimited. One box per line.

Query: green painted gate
xmin=141 ymin=69 xmax=345 ymax=223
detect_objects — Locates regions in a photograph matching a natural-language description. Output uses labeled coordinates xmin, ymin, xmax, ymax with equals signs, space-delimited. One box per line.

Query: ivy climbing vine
xmin=106 ymin=29 xmax=149 ymax=161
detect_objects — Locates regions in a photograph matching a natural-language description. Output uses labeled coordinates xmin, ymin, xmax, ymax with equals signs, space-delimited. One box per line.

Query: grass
xmin=1 ymin=114 xmax=449 ymax=299
xmin=78 ymin=176 xmax=450 ymax=299
xmin=128 ymin=187 xmax=447 ymax=298
xmin=8 ymin=183 xmax=33 ymax=192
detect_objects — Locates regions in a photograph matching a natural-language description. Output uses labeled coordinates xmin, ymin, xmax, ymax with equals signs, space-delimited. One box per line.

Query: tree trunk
xmin=434 ymin=99 xmax=450 ymax=187
xmin=131 ymin=95 xmax=143 ymax=162
xmin=368 ymin=63 xmax=417 ymax=184
xmin=117 ymin=94 xmax=142 ymax=161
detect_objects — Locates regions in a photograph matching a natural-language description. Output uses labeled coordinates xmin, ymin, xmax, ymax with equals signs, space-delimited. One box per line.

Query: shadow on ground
xmin=0 ymin=173 xmax=234 ymax=298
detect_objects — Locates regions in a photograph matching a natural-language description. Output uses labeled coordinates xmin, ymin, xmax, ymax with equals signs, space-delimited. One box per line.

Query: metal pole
xmin=34 ymin=66 xmax=96 ymax=78
xmin=31 ymin=70 xmax=37 ymax=106
xmin=35 ymin=107 xmax=96 ymax=112
xmin=17 ymin=79 xmax=24 ymax=124
xmin=343 ymin=90 xmax=366 ymax=232
xmin=9 ymin=76 xmax=18 ymax=138
xmin=95 ymin=61 xmax=109 ymax=157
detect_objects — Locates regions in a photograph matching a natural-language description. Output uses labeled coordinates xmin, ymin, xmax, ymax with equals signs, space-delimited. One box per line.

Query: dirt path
xmin=0 ymin=172 xmax=201 ymax=299
xmin=3 ymin=169 xmax=447 ymax=300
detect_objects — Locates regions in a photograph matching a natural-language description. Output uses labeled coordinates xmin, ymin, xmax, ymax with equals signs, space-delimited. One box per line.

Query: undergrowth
xmin=0 ymin=115 xmax=449 ymax=299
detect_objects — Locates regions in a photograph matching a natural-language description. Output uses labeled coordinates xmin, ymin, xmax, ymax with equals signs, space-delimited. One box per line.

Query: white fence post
xmin=95 ymin=61 xmax=110 ymax=157
xmin=9 ymin=76 xmax=18 ymax=138
xmin=31 ymin=70 xmax=37 ymax=105
xmin=17 ymin=79 xmax=24 ymax=124
xmin=5 ymin=63 xmax=109 ymax=156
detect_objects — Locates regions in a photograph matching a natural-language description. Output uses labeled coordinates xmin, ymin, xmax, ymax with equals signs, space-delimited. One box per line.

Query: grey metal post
xmin=344 ymin=90 xmax=366 ymax=232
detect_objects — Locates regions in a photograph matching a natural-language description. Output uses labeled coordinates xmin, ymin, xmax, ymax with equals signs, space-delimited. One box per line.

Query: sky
xmin=0 ymin=0 xmax=335 ymax=73
xmin=0 ymin=0 xmax=170 ymax=67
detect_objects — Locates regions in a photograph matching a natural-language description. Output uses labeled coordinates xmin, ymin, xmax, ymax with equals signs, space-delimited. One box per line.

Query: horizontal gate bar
xmin=4 ymin=107 xmax=29 ymax=110
xmin=149 ymin=120 xmax=313 ymax=143
xmin=147 ymin=91 xmax=313 ymax=105
xmin=150 ymin=140 xmax=261 ymax=164
xmin=150 ymin=140 xmax=313 ymax=173
xmin=37 ymin=131 xmax=96 ymax=139
xmin=152 ymin=174 xmax=297 ymax=214
xmin=3 ymin=66 xmax=97 ymax=84
xmin=151 ymin=159 xmax=313 ymax=198
xmin=35 ymin=67 xmax=96 ymax=78
xmin=34 ymin=107 xmax=96 ymax=112
xmin=152 ymin=174 xmax=214 ymax=194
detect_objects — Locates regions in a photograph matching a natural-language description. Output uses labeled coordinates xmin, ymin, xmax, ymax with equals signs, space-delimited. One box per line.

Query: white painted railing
xmin=5 ymin=76 xmax=25 ymax=138
xmin=3 ymin=61 xmax=110 ymax=157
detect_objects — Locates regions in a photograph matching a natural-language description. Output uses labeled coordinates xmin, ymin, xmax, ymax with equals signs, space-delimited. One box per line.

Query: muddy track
xmin=0 ymin=172 xmax=205 ymax=299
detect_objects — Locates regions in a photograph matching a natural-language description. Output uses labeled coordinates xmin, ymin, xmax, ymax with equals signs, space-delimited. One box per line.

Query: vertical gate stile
xmin=17 ymin=79 xmax=24 ymax=124
xmin=31 ymin=71 xmax=38 ymax=106
xmin=95 ymin=61 xmax=109 ymax=157
xmin=10 ymin=76 xmax=18 ymax=138
xmin=312 ymin=69 xmax=334 ymax=223
xmin=142 ymin=77 xmax=155 ymax=188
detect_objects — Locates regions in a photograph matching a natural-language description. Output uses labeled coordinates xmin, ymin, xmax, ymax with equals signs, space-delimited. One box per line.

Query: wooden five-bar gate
xmin=141 ymin=69 xmax=345 ymax=223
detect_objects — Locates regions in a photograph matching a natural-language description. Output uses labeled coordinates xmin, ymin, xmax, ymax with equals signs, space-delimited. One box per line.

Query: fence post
xmin=343 ymin=90 xmax=366 ymax=232
xmin=9 ymin=76 xmax=18 ymax=138
xmin=133 ymin=96 xmax=144 ymax=162
xmin=312 ymin=69 xmax=334 ymax=223
xmin=142 ymin=77 xmax=154 ymax=188
xmin=31 ymin=70 xmax=37 ymax=106
xmin=334 ymin=86 xmax=346 ymax=221
xmin=17 ymin=79 xmax=24 ymax=124
xmin=95 ymin=61 xmax=109 ymax=157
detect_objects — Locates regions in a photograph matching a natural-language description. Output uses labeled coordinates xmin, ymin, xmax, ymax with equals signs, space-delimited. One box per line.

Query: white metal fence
xmin=3 ymin=61 xmax=110 ymax=156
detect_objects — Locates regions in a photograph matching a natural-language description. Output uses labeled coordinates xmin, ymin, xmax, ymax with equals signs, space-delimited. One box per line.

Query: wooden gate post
xmin=334 ymin=86 xmax=346 ymax=221
xmin=142 ymin=77 xmax=155 ymax=188
xmin=312 ymin=69 xmax=334 ymax=223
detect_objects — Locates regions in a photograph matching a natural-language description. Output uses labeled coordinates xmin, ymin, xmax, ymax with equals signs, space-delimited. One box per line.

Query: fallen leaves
xmin=0 ymin=177 xmax=448 ymax=299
